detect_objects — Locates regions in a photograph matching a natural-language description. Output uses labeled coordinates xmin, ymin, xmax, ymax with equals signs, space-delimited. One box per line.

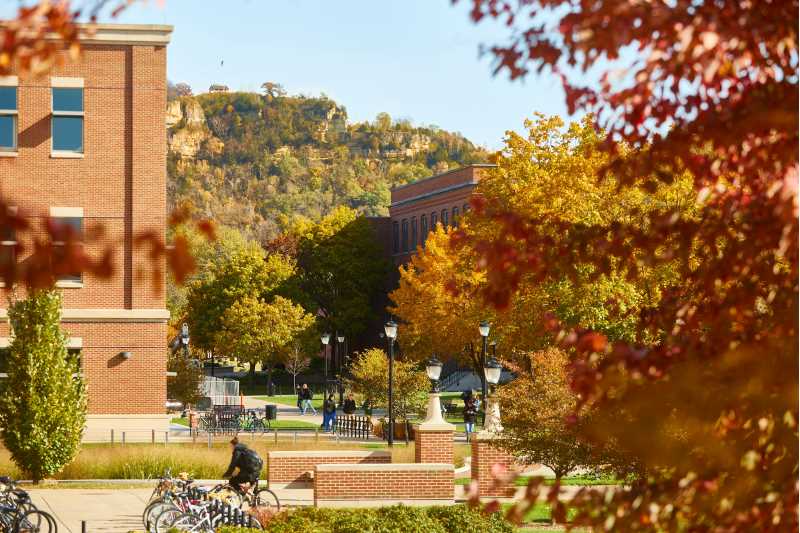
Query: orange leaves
xmin=1 ymin=192 xmax=214 ymax=293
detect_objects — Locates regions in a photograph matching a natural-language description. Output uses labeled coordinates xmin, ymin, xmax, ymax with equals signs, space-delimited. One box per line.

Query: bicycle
xmin=0 ymin=478 xmax=57 ymax=533
xmin=209 ymin=479 xmax=280 ymax=512
xmin=238 ymin=410 xmax=270 ymax=434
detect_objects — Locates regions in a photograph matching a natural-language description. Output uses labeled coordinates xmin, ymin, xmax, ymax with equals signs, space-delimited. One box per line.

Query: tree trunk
xmin=249 ymin=362 xmax=256 ymax=390
xmin=267 ymin=364 xmax=274 ymax=396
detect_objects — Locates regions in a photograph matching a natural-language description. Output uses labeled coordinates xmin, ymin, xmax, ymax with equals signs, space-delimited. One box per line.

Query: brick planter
xmin=267 ymin=450 xmax=391 ymax=484
xmin=471 ymin=433 xmax=517 ymax=498
xmin=314 ymin=463 xmax=454 ymax=507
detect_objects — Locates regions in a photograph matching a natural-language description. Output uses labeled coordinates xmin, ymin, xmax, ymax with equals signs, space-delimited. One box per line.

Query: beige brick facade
xmin=0 ymin=24 xmax=172 ymax=433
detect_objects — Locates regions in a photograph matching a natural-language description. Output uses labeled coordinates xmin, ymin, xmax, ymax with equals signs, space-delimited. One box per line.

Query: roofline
xmin=0 ymin=22 xmax=173 ymax=46
xmin=390 ymin=163 xmax=496 ymax=193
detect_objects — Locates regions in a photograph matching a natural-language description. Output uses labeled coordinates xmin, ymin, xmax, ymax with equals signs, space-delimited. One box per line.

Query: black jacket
xmin=223 ymin=444 xmax=263 ymax=478
xmin=301 ymin=388 xmax=313 ymax=400
xmin=463 ymin=398 xmax=478 ymax=424
xmin=342 ymin=399 xmax=356 ymax=414
xmin=323 ymin=398 xmax=336 ymax=414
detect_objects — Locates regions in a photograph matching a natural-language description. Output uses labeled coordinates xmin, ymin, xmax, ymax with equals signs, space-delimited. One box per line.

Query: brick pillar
xmin=471 ymin=433 xmax=516 ymax=497
xmin=414 ymin=393 xmax=456 ymax=464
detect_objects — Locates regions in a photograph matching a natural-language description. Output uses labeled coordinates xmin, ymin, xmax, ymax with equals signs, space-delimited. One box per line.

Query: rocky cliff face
xmin=167 ymin=98 xmax=221 ymax=158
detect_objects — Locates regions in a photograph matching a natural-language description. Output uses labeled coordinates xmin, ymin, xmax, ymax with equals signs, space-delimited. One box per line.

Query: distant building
xmin=389 ymin=164 xmax=496 ymax=266
xmin=208 ymin=84 xmax=229 ymax=93
xmin=0 ymin=23 xmax=173 ymax=439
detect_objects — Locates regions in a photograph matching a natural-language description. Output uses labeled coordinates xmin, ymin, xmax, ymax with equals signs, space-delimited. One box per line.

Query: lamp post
xmin=483 ymin=356 xmax=503 ymax=433
xmin=384 ymin=320 xmax=398 ymax=447
xmin=478 ymin=320 xmax=490 ymax=424
xmin=336 ymin=334 xmax=345 ymax=405
xmin=420 ymin=355 xmax=448 ymax=424
xmin=321 ymin=332 xmax=331 ymax=394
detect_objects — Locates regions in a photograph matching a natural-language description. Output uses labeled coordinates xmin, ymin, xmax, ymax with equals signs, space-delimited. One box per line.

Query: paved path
xmin=28 ymin=483 xmax=315 ymax=533
xmin=242 ymin=396 xmax=324 ymax=425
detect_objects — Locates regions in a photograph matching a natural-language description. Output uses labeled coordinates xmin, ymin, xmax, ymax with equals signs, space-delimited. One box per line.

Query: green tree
xmin=215 ymin=295 xmax=314 ymax=385
xmin=183 ymin=246 xmax=296 ymax=354
xmin=290 ymin=206 xmax=389 ymax=340
xmin=345 ymin=348 xmax=428 ymax=421
xmin=0 ymin=290 xmax=87 ymax=482
xmin=167 ymin=349 xmax=204 ymax=407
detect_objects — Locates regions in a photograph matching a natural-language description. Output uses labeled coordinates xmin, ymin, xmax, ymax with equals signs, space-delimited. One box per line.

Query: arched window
xmin=411 ymin=217 xmax=418 ymax=249
xmin=441 ymin=209 xmax=448 ymax=228
xmin=420 ymin=215 xmax=428 ymax=245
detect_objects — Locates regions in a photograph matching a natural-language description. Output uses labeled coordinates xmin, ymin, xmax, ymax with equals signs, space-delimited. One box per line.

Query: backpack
xmin=238 ymin=446 xmax=263 ymax=473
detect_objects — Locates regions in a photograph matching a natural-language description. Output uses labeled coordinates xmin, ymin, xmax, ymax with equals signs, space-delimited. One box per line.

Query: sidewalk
xmin=242 ymin=395 xmax=324 ymax=426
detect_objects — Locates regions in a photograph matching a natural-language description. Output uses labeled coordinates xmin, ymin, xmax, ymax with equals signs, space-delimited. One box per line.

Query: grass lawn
xmin=268 ymin=420 xmax=320 ymax=429
xmin=455 ymin=474 xmax=621 ymax=487
xmin=171 ymin=417 xmax=188 ymax=427
xmin=0 ymin=440 xmax=471 ymax=480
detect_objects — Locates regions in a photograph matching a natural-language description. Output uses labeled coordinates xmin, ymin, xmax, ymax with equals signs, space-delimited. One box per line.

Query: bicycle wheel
xmin=169 ymin=512 xmax=211 ymax=533
xmin=143 ymin=500 xmax=172 ymax=531
xmin=253 ymin=488 xmax=280 ymax=512
xmin=14 ymin=510 xmax=56 ymax=533
xmin=153 ymin=506 xmax=183 ymax=533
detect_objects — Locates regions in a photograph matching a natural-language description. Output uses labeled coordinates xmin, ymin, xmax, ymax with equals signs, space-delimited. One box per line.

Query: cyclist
xmin=222 ymin=437 xmax=263 ymax=493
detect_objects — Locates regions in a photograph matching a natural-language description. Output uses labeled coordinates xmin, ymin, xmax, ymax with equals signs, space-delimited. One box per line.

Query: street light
xmin=483 ymin=356 xmax=503 ymax=433
xmin=336 ymin=334 xmax=345 ymax=405
xmin=384 ymin=320 xmax=397 ymax=446
xmin=478 ymin=321 xmax=490 ymax=423
xmin=321 ymin=332 xmax=331 ymax=386
xmin=425 ymin=355 xmax=443 ymax=391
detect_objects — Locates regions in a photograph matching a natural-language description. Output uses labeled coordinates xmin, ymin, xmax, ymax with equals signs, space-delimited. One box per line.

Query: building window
xmin=0 ymin=214 xmax=16 ymax=273
xmin=420 ymin=215 xmax=428 ymax=245
xmin=410 ymin=217 xmax=418 ymax=249
xmin=463 ymin=203 xmax=470 ymax=213
xmin=51 ymin=208 xmax=84 ymax=285
xmin=452 ymin=206 xmax=459 ymax=228
xmin=392 ymin=221 xmax=400 ymax=254
xmin=401 ymin=219 xmax=409 ymax=252
xmin=0 ymin=83 xmax=17 ymax=153
xmin=431 ymin=212 xmax=437 ymax=228
xmin=52 ymin=87 xmax=84 ymax=154
xmin=441 ymin=209 xmax=448 ymax=228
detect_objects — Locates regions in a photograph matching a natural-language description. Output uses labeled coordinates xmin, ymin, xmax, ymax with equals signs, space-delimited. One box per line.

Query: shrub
xmin=0 ymin=290 xmax=87 ymax=482
xmin=218 ymin=505 xmax=514 ymax=533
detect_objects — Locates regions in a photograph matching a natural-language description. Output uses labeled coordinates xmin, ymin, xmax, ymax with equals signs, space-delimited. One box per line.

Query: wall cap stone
xmin=415 ymin=422 xmax=456 ymax=431
xmin=269 ymin=450 xmax=390 ymax=459
xmin=316 ymin=463 xmax=453 ymax=472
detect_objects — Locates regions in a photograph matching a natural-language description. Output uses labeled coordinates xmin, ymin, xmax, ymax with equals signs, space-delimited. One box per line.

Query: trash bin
xmin=265 ymin=404 xmax=277 ymax=420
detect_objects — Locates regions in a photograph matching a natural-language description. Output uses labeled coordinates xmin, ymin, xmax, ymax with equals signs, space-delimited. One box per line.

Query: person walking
xmin=463 ymin=391 xmax=478 ymax=442
xmin=323 ymin=394 xmax=337 ymax=432
xmin=342 ymin=393 xmax=357 ymax=415
xmin=296 ymin=385 xmax=303 ymax=413
xmin=300 ymin=384 xmax=316 ymax=415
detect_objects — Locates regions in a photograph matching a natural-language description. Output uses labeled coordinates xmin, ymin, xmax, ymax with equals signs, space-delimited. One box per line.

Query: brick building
xmin=388 ymin=164 xmax=495 ymax=266
xmin=0 ymin=24 xmax=173 ymax=438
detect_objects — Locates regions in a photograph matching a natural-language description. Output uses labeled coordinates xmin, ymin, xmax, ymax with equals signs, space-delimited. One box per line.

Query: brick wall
xmin=0 ymin=27 xmax=170 ymax=419
xmin=314 ymin=463 xmax=454 ymax=507
xmin=415 ymin=429 xmax=454 ymax=464
xmin=471 ymin=436 xmax=517 ymax=497
xmin=268 ymin=450 xmax=391 ymax=484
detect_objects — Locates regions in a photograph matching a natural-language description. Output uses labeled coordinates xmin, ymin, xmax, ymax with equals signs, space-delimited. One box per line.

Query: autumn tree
xmin=216 ymin=295 xmax=314 ymax=389
xmin=345 ymin=348 xmax=428 ymax=421
xmin=459 ymin=1 xmax=798 ymax=530
xmin=496 ymin=347 xmax=625 ymax=481
xmin=183 ymin=245 xmax=295 ymax=355
xmin=167 ymin=349 xmax=204 ymax=407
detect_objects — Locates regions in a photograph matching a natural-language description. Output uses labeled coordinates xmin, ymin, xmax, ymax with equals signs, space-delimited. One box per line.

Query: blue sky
xmin=8 ymin=1 xmax=572 ymax=149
